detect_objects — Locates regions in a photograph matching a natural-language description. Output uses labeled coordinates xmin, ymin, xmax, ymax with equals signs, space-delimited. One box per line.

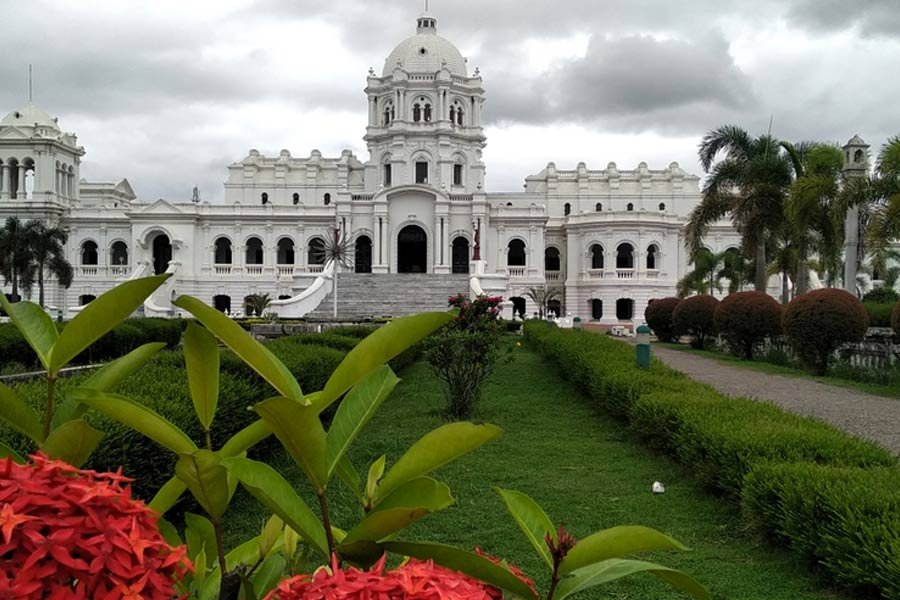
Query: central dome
xmin=1 ymin=102 xmax=61 ymax=132
xmin=382 ymin=13 xmax=467 ymax=78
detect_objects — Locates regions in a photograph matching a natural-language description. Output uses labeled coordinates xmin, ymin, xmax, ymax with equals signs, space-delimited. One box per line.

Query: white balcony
xmin=545 ymin=271 xmax=562 ymax=282
xmin=80 ymin=266 xmax=99 ymax=277
xmin=307 ymin=265 xmax=325 ymax=274
xmin=646 ymin=270 xmax=660 ymax=279
xmin=245 ymin=265 xmax=264 ymax=276
xmin=587 ymin=270 xmax=605 ymax=280
xmin=277 ymin=266 xmax=296 ymax=278
xmin=507 ymin=267 xmax=526 ymax=278
xmin=616 ymin=270 xmax=635 ymax=279
xmin=214 ymin=265 xmax=232 ymax=276
xmin=110 ymin=266 xmax=130 ymax=278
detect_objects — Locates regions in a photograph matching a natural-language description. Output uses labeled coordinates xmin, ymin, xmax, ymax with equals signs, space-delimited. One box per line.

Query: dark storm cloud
xmin=786 ymin=0 xmax=900 ymax=37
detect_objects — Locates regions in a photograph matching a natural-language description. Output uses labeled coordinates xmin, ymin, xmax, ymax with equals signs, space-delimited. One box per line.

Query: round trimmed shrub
xmin=672 ymin=295 xmax=719 ymax=349
xmin=865 ymin=302 xmax=895 ymax=328
xmin=783 ymin=289 xmax=869 ymax=375
xmin=863 ymin=286 xmax=900 ymax=303
xmin=645 ymin=297 xmax=681 ymax=342
xmin=715 ymin=291 xmax=782 ymax=359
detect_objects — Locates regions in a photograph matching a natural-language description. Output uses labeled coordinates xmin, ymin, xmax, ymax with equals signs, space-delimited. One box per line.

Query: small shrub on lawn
xmin=672 ymin=295 xmax=719 ymax=349
xmin=783 ymin=289 xmax=869 ymax=375
xmin=864 ymin=302 xmax=895 ymax=328
xmin=277 ymin=332 xmax=361 ymax=352
xmin=645 ymin=297 xmax=681 ymax=342
xmin=862 ymin=286 xmax=900 ymax=303
xmin=715 ymin=291 xmax=783 ymax=359
xmin=326 ymin=324 xmax=378 ymax=339
xmin=743 ymin=463 xmax=900 ymax=599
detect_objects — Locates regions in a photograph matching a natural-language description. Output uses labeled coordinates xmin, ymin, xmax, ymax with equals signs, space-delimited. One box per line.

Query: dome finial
xmin=417 ymin=1 xmax=436 ymax=33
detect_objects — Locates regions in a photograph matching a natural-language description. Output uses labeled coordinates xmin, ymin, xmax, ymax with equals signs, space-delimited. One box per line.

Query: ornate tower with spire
xmin=363 ymin=8 xmax=486 ymax=194
xmin=842 ymin=134 xmax=870 ymax=293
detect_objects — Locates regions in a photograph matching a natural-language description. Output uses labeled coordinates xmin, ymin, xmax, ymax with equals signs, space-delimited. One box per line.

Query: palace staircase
xmin=304 ymin=273 xmax=469 ymax=322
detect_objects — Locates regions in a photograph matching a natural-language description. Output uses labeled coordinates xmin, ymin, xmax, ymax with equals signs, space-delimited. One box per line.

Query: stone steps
xmin=305 ymin=273 xmax=469 ymax=321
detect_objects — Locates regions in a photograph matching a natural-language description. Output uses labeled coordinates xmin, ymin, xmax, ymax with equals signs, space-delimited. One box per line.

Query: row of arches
xmin=380 ymin=98 xmax=467 ymax=126
xmin=0 ymin=157 xmax=36 ymax=199
xmin=381 ymin=157 xmax=466 ymax=188
xmin=540 ymin=244 xmax=661 ymax=271
xmin=258 ymin=192 xmax=331 ymax=206
xmin=563 ymin=202 xmax=667 ymax=216
xmin=80 ymin=240 xmax=129 ymax=266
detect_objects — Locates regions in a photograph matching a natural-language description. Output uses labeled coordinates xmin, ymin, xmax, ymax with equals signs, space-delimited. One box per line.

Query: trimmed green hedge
xmin=744 ymin=463 xmax=900 ymax=599
xmin=864 ymin=302 xmax=895 ymax=328
xmin=524 ymin=321 xmax=898 ymax=598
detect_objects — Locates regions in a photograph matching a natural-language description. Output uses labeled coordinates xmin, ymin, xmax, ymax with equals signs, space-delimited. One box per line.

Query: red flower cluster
xmin=266 ymin=554 xmax=531 ymax=600
xmin=0 ymin=454 xmax=191 ymax=599
xmin=473 ymin=548 xmax=537 ymax=599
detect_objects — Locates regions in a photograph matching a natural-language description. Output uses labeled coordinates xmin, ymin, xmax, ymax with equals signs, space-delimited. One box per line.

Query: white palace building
xmin=0 ymin=10 xmax=748 ymax=323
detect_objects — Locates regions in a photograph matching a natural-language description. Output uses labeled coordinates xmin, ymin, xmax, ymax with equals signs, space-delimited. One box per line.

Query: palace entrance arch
xmin=397 ymin=225 xmax=427 ymax=273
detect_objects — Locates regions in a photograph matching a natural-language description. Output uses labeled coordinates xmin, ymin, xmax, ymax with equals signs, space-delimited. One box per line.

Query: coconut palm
xmin=0 ymin=217 xmax=36 ymax=301
xmin=525 ymin=285 xmax=562 ymax=319
xmin=244 ymin=293 xmax=272 ymax=317
xmin=676 ymin=249 xmax=727 ymax=298
xmin=315 ymin=227 xmax=354 ymax=319
xmin=685 ymin=126 xmax=796 ymax=291
xmin=862 ymin=136 xmax=900 ymax=274
xmin=23 ymin=220 xmax=74 ymax=307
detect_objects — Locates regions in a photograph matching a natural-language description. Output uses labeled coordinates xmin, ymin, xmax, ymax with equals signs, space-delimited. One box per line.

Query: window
xmin=324 ymin=193 xmax=331 ymax=205
xmin=81 ymin=241 xmax=99 ymax=265
xmin=450 ymin=106 xmax=456 ymax=123
xmin=659 ymin=202 xmax=666 ymax=212
xmin=110 ymin=241 xmax=128 ymax=265
xmin=854 ymin=149 xmax=864 ymax=163
xmin=595 ymin=203 xmax=602 ymax=212
xmin=413 ymin=103 xmax=422 ymax=122
xmin=616 ymin=298 xmax=634 ymax=320
xmin=626 ymin=203 xmax=634 ymax=211
xmin=424 ymin=104 xmax=432 ymax=122
xmin=277 ymin=238 xmax=296 ymax=265
xmin=292 ymin=193 xmax=300 ymax=205
xmin=214 ymin=238 xmax=233 ymax=264
xmin=383 ymin=163 xmax=392 ymax=186
xmin=590 ymin=244 xmax=604 ymax=269
xmin=453 ymin=164 xmax=463 ymax=186
xmin=616 ymin=243 xmax=634 ymax=269
xmin=456 ymin=107 xmax=464 ymax=126
xmin=564 ymin=203 xmax=571 ymax=216
xmin=245 ymin=237 xmax=264 ymax=265
xmin=308 ymin=238 xmax=326 ymax=265
xmin=647 ymin=245 xmax=659 ymax=270
xmin=261 ymin=192 xmax=268 ymax=205
xmin=591 ymin=299 xmax=603 ymax=320
xmin=544 ymin=247 xmax=560 ymax=271
xmin=415 ymin=161 xmax=429 ymax=184
xmin=507 ymin=239 xmax=526 ymax=267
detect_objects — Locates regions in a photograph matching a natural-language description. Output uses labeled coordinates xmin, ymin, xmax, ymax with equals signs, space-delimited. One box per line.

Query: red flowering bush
xmin=266 ymin=554 xmax=535 ymax=600
xmin=714 ymin=291 xmax=783 ymax=359
xmin=644 ymin=297 xmax=681 ymax=342
xmin=672 ymin=295 xmax=719 ymax=349
xmin=0 ymin=454 xmax=191 ymax=599
xmin=784 ymin=288 xmax=869 ymax=374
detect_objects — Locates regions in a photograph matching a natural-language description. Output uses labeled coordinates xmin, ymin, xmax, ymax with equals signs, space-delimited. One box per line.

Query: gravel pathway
xmin=652 ymin=345 xmax=900 ymax=455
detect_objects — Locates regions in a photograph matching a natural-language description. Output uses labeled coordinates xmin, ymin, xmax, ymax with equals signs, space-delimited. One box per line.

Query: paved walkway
xmin=652 ymin=346 xmax=900 ymax=455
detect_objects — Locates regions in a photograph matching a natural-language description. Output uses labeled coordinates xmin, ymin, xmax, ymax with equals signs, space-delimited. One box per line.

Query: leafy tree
xmin=0 ymin=217 xmax=35 ymax=300
xmin=23 ymin=220 xmax=74 ymax=307
xmin=863 ymin=136 xmax=900 ymax=275
xmin=685 ymin=126 xmax=796 ymax=291
xmin=525 ymin=285 xmax=563 ymax=318
xmin=244 ymin=293 xmax=272 ymax=317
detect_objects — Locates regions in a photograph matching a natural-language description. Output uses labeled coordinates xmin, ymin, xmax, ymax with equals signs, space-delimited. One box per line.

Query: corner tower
xmin=363 ymin=9 xmax=486 ymax=195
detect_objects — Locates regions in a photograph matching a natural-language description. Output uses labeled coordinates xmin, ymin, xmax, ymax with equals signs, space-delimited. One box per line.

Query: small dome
xmin=383 ymin=13 xmax=467 ymax=77
xmin=1 ymin=102 xmax=61 ymax=131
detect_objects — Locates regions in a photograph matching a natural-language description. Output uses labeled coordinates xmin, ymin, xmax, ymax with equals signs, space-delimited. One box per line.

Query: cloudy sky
xmin=3 ymin=0 xmax=899 ymax=202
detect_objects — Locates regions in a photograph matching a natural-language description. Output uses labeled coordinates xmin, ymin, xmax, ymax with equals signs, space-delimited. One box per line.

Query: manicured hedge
xmin=276 ymin=333 xmax=362 ymax=352
xmin=524 ymin=321 xmax=898 ymax=598
xmin=784 ymin=289 xmax=869 ymax=374
xmin=644 ymin=297 xmax=681 ymax=342
xmin=672 ymin=295 xmax=719 ymax=349
xmin=864 ymin=302 xmax=895 ymax=328
xmin=715 ymin=291 xmax=782 ymax=359
xmin=744 ymin=463 xmax=900 ymax=599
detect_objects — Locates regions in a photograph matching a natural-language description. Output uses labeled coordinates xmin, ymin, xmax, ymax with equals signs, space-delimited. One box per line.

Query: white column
xmin=17 ymin=166 xmax=26 ymax=196
xmin=0 ymin=165 xmax=9 ymax=200
xmin=844 ymin=205 xmax=859 ymax=293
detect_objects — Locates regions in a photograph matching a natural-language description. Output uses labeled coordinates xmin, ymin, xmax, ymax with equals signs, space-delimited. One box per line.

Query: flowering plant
xmin=0 ymin=453 xmax=190 ymax=599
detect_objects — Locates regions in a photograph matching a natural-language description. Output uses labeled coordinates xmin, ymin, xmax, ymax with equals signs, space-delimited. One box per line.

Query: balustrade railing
xmin=110 ymin=266 xmax=130 ymax=277
xmin=616 ymin=270 xmax=635 ymax=279
xmin=80 ymin=266 xmax=98 ymax=277
xmin=277 ymin=266 xmax=296 ymax=277
xmin=587 ymin=270 xmax=605 ymax=279
xmin=245 ymin=265 xmax=264 ymax=276
xmin=307 ymin=265 xmax=325 ymax=274
xmin=545 ymin=272 xmax=561 ymax=282
xmin=214 ymin=265 xmax=232 ymax=276
xmin=646 ymin=270 xmax=660 ymax=279
xmin=507 ymin=267 xmax=526 ymax=278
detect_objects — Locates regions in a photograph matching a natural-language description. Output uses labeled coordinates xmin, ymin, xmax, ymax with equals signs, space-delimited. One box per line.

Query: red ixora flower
xmin=0 ymin=454 xmax=191 ymax=600
xmin=266 ymin=553 xmax=534 ymax=600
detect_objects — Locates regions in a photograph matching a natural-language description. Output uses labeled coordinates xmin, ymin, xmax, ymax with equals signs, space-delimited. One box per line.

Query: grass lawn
xmin=656 ymin=342 xmax=900 ymax=401
xmin=224 ymin=343 xmax=844 ymax=599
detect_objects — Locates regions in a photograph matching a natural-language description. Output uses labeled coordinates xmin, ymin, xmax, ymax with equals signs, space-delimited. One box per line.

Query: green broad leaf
xmin=252 ymin=554 xmax=287 ymax=599
xmin=227 ymin=457 xmax=329 ymax=557
xmin=258 ymin=515 xmax=284 ymax=558
xmin=193 ymin=548 xmax=208 ymax=597
xmin=336 ymin=540 xmax=384 ymax=569
xmin=40 ymin=419 xmax=103 ymax=467
xmin=325 ymin=366 xmax=399 ymax=477
xmin=82 ymin=342 xmax=167 ymax=393
xmin=185 ymin=512 xmax=218 ymax=560
xmin=377 ymin=422 xmax=502 ymax=500
xmin=173 ymin=295 xmax=303 ymax=402
xmin=336 ymin=455 xmax=364 ymax=502
xmin=219 ymin=419 xmax=272 ymax=457
xmin=50 ymin=274 xmax=169 ymax=371
xmin=184 ymin=323 xmax=220 ymax=430
xmin=0 ymin=441 xmax=24 ymax=463
xmin=176 ymin=450 xmax=231 ymax=518
xmin=316 ymin=312 xmax=453 ymax=413
xmin=366 ymin=455 xmax=387 ymax=502
xmin=254 ymin=397 xmax=328 ymax=492
xmin=150 ymin=476 xmax=188 ymax=514
xmin=342 ymin=507 xmax=431 ymax=545
xmin=383 ymin=541 xmax=538 ymax=600
xmin=552 ymin=558 xmax=710 ymax=600
xmin=0 ymin=297 xmax=58 ymax=370
xmin=0 ymin=381 xmax=43 ymax=443
xmin=71 ymin=389 xmax=197 ymax=455
xmin=373 ymin=477 xmax=453 ymax=513
xmin=494 ymin=488 xmax=556 ymax=569
xmin=157 ymin=517 xmax=183 ymax=547
xmin=332 ymin=525 xmax=348 ymax=543
xmin=559 ymin=526 xmax=689 ymax=576
xmin=226 ymin=536 xmax=263 ymax=571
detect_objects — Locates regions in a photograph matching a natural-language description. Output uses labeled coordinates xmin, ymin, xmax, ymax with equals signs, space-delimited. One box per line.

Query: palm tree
xmin=719 ymin=247 xmax=749 ymax=293
xmin=23 ymin=220 xmax=73 ymax=307
xmin=244 ymin=293 xmax=272 ymax=317
xmin=525 ymin=285 xmax=562 ymax=319
xmin=676 ymin=249 xmax=725 ymax=298
xmin=316 ymin=227 xmax=354 ymax=319
xmin=685 ymin=126 xmax=796 ymax=291
xmin=862 ymin=137 xmax=900 ymax=275
xmin=0 ymin=218 xmax=35 ymax=301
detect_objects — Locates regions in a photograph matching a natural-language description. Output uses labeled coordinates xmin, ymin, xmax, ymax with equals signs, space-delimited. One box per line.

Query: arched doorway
xmin=616 ymin=298 xmax=634 ymax=320
xmin=397 ymin=225 xmax=427 ymax=273
xmin=213 ymin=295 xmax=231 ymax=314
xmin=355 ymin=236 xmax=372 ymax=273
xmin=152 ymin=234 xmax=172 ymax=275
xmin=79 ymin=295 xmax=96 ymax=306
xmin=510 ymin=297 xmax=526 ymax=319
xmin=452 ymin=237 xmax=469 ymax=274
xmin=547 ymin=299 xmax=562 ymax=318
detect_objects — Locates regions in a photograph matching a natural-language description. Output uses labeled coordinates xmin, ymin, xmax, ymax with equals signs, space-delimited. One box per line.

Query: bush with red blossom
xmin=672 ymin=295 xmax=720 ymax=349
xmin=265 ymin=554 xmax=535 ymax=600
xmin=0 ymin=454 xmax=191 ymax=599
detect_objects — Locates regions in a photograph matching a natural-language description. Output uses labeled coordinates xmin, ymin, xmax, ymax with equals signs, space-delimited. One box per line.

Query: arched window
xmin=659 ymin=203 xmax=666 ymax=212
xmin=324 ymin=193 xmax=331 ymax=205
xmin=308 ymin=238 xmax=326 ymax=265
xmin=507 ymin=239 xmax=526 ymax=267
xmin=544 ymin=247 xmax=560 ymax=272
xmin=453 ymin=163 xmax=464 ymax=186
xmin=590 ymin=244 xmax=604 ymax=270
xmin=616 ymin=298 xmax=634 ymax=320
xmin=413 ymin=103 xmax=422 ymax=122
xmin=383 ymin=163 xmax=392 ymax=186
xmin=547 ymin=299 xmax=562 ymax=318
xmin=457 ymin=107 xmax=464 ymax=126
xmin=595 ymin=203 xmax=602 ymax=212
xmin=616 ymin=243 xmax=634 ymax=269
xmin=564 ymin=203 xmax=571 ymax=216
xmin=245 ymin=237 xmax=264 ymax=265
xmin=214 ymin=237 xmax=232 ymax=264
xmin=510 ymin=297 xmax=526 ymax=319
xmin=646 ymin=244 xmax=659 ymax=270
xmin=626 ymin=203 xmax=634 ymax=211
xmin=452 ymin=237 xmax=470 ymax=274
xmin=424 ymin=104 xmax=432 ymax=122
xmin=415 ymin=161 xmax=429 ymax=184
xmin=261 ymin=192 xmax=269 ymax=205
xmin=81 ymin=241 xmax=99 ymax=265
xmin=450 ymin=106 xmax=456 ymax=123
xmin=110 ymin=241 xmax=128 ymax=265
xmin=213 ymin=295 xmax=231 ymax=314
xmin=355 ymin=236 xmax=372 ymax=273
xmin=591 ymin=299 xmax=603 ymax=320
xmin=79 ymin=295 xmax=96 ymax=306
xmin=854 ymin=149 xmax=864 ymax=163
xmin=383 ymin=101 xmax=394 ymax=126
xmin=293 ymin=193 xmax=300 ymax=205
xmin=277 ymin=238 xmax=296 ymax=265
